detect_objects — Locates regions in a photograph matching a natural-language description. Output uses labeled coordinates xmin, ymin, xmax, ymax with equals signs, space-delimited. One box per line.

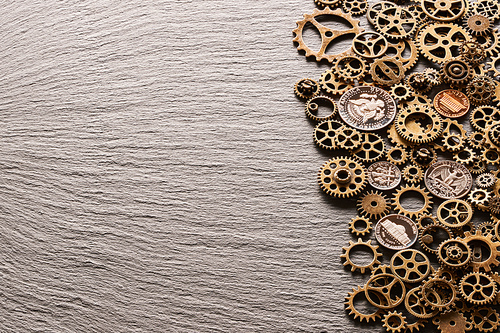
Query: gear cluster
xmin=293 ymin=0 xmax=500 ymax=332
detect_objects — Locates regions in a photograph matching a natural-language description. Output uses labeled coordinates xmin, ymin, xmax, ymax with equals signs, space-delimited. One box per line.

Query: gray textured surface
xmin=0 ymin=1 xmax=434 ymax=332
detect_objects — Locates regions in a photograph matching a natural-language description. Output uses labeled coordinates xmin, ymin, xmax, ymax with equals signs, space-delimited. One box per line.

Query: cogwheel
xmin=402 ymin=165 xmax=423 ymax=184
xmin=342 ymin=0 xmax=368 ymax=16
xmin=405 ymin=72 xmax=431 ymax=93
xmin=333 ymin=55 xmax=368 ymax=82
xmin=488 ymin=55 xmax=500 ymax=77
xmin=352 ymin=31 xmax=388 ymax=59
xmin=313 ymin=120 xmax=344 ymax=150
xmin=305 ymin=95 xmax=338 ymax=122
xmin=478 ymin=221 xmax=497 ymax=239
xmin=390 ymin=249 xmax=431 ymax=283
xmin=390 ymin=83 xmax=413 ymax=102
xmin=421 ymin=278 xmax=457 ymax=311
xmin=416 ymin=213 xmax=438 ymax=230
xmin=489 ymin=196 xmax=500 ymax=215
xmin=474 ymin=0 xmax=500 ymax=20
xmin=382 ymin=310 xmax=406 ymax=333
xmin=385 ymin=39 xmax=419 ymax=71
xmin=407 ymin=4 xmax=429 ymax=28
xmin=405 ymin=286 xmax=439 ymax=319
xmin=292 ymin=8 xmax=364 ymax=63
xmin=466 ymin=75 xmax=496 ymax=106
xmin=374 ymin=6 xmax=417 ymax=40
xmin=398 ymin=91 xmax=432 ymax=109
xmin=453 ymin=147 xmax=476 ymax=165
xmin=423 ymin=68 xmax=441 ymax=86
xmin=471 ymin=307 xmax=500 ymax=333
xmin=483 ymin=148 xmax=500 ymax=165
xmin=336 ymin=125 xmax=362 ymax=150
xmin=437 ymin=199 xmax=474 ymax=228
xmin=317 ymin=156 xmax=367 ymax=198
xmin=433 ymin=311 xmax=472 ymax=333
xmin=344 ymin=285 xmax=384 ymax=323
xmin=440 ymin=58 xmax=474 ymax=88
xmin=467 ymin=159 xmax=487 ymax=175
xmin=386 ymin=146 xmax=408 ymax=165
xmin=410 ymin=146 xmax=437 ymax=169
xmin=366 ymin=1 xmax=396 ymax=26
xmin=469 ymin=105 xmax=500 ymax=132
xmin=477 ymin=172 xmax=497 ymax=188
xmin=442 ymin=132 xmax=465 ymax=152
xmin=357 ymin=190 xmax=390 ymax=220
xmin=348 ymin=216 xmax=372 ymax=236
xmin=340 ymin=238 xmax=382 ymax=274
xmin=437 ymin=238 xmax=471 ymax=269
xmin=395 ymin=105 xmax=443 ymax=144
xmin=319 ymin=69 xmax=353 ymax=95
xmin=464 ymin=11 xmax=492 ymax=36
xmin=393 ymin=184 xmax=432 ymax=219
xmin=459 ymin=230 xmax=500 ymax=272
xmin=294 ymin=78 xmax=320 ymax=99
xmin=352 ymin=132 xmax=385 ymax=163
xmin=387 ymin=123 xmax=414 ymax=147
xmin=419 ymin=223 xmax=452 ymax=254
xmin=460 ymin=272 xmax=497 ymax=305
xmin=369 ymin=57 xmax=405 ymax=86
xmin=486 ymin=123 xmax=500 ymax=147
xmin=483 ymin=28 xmax=500 ymax=58
xmin=420 ymin=0 xmax=467 ymax=22
xmin=405 ymin=318 xmax=427 ymax=333
xmin=468 ymin=131 xmax=486 ymax=149
xmin=468 ymin=188 xmax=492 ymax=209
xmin=460 ymin=40 xmax=486 ymax=64
xmin=417 ymin=23 xmax=471 ymax=64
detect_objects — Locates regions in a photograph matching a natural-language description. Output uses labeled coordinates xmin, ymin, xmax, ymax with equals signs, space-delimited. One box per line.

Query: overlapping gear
xmin=293 ymin=0 xmax=500 ymax=331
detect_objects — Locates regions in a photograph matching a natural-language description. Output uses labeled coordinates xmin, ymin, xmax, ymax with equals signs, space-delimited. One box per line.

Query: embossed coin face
xmin=375 ymin=214 xmax=418 ymax=250
xmin=338 ymin=86 xmax=397 ymax=131
xmin=367 ymin=161 xmax=401 ymax=190
xmin=433 ymin=89 xmax=470 ymax=118
xmin=424 ymin=161 xmax=473 ymax=199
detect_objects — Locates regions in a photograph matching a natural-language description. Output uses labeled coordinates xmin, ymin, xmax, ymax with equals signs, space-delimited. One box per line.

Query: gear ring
xmin=318 ymin=157 xmax=367 ymax=198
xmin=357 ymin=190 xmax=390 ymax=220
xmin=437 ymin=199 xmax=474 ymax=228
xmin=395 ymin=106 xmax=443 ymax=144
xmin=392 ymin=184 xmax=433 ymax=219
xmin=340 ymin=238 xmax=382 ymax=274
xmin=348 ymin=216 xmax=372 ymax=236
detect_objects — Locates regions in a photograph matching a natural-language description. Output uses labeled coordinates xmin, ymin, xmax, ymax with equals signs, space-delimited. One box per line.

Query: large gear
xmin=344 ymin=285 xmax=384 ymax=323
xmin=417 ymin=23 xmax=471 ymax=64
xmin=317 ymin=157 xmax=367 ymax=198
xmin=366 ymin=1 xmax=395 ymax=26
xmin=395 ymin=105 xmax=443 ymax=144
xmin=390 ymin=249 xmax=431 ymax=283
xmin=459 ymin=230 xmax=500 ymax=272
xmin=405 ymin=286 xmax=439 ymax=319
xmin=421 ymin=277 xmax=457 ymax=311
xmin=420 ymin=0 xmax=467 ymax=22
xmin=293 ymin=8 xmax=364 ymax=62
xmin=374 ymin=6 xmax=417 ymax=40
xmin=340 ymin=238 xmax=382 ymax=274
xmin=392 ymin=184 xmax=433 ymax=219
xmin=357 ymin=190 xmax=390 ymax=220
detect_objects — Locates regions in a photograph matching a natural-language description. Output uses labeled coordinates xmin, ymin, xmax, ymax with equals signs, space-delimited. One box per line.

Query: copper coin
xmin=433 ymin=89 xmax=470 ymax=118
xmin=375 ymin=214 xmax=418 ymax=250
xmin=424 ymin=160 xmax=473 ymax=199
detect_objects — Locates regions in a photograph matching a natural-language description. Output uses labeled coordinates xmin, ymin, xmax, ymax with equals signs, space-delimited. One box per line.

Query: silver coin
xmin=424 ymin=160 xmax=473 ymax=199
xmin=367 ymin=161 xmax=401 ymax=190
xmin=338 ymin=86 xmax=397 ymax=131
xmin=375 ymin=214 xmax=418 ymax=250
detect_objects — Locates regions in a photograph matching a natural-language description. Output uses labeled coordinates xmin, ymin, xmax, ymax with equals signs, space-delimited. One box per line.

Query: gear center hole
xmin=399 ymin=190 xmax=426 ymax=213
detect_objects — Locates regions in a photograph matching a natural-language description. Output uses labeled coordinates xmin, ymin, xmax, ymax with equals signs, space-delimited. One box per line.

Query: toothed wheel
xmin=460 ymin=272 xmax=497 ymax=305
xmin=352 ymin=132 xmax=385 ymax=163
xmin=393 ymin=184 xmax=433 ymax=219
xmin=417 ymin=23 xmax=471 ymax=64
xmin=357 ymin=190 xmax=390 ymax=220
xmin=340 ymin=238 xmax=382 ymax=274
xmin=402 ymin=165 xmax=423 ymax=184
xmin=348 ymin=216 xmax=372 ymax=236
xmin=342 ymin=0 xmax=368 ymax=16
xmin=313 ymin=120 xmax=344 ymax=150
xmin=382 ymin=311 xmax=406 ymax=333
xmin=344 ymin=285 xmax=384 ymax=323
xmin=420 ymin=0 xmax=467 ymax=22
xmin=318 ymin=157 xmax=367 ymax=198
xmin=477 ymin=173 xmax=497 ymax=188
xmin=395 ymin=106 xmax=443 ymax=145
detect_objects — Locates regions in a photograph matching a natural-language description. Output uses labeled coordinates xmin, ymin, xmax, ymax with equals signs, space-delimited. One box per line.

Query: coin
xmin=338 ymin=86 xmax=397 ymax=131
xmin=433 ymin=89 xmax=470 ymax=118
xmin=424 ymin=160 xmax=473 ymax=199
xmin=375 ymin=214 xmax=418 ymax=250
xmin=367 ymin=161 xmax=401 ymax=190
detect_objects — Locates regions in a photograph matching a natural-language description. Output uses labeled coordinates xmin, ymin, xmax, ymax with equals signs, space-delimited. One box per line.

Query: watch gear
xmin=357 ymin=190 xmax=390 ymax=220
xmin=483 ymin=148 xmax=500 ymax=165
xmin=305 ymin=95 xmax=338 ymax=122
xmin=382 ymin=310 xmax=406 ymax=333
xmin=405 ymin=72 xmax=431 ymax=93
xmin=423 ymin=68 xmax=441 ymax=86
xmin=314 ymin=0 xmax=342 ymax=8
xmin=466 ymin=75 xmax=496 ymax=105
xmin=348 ymin=216 xmax=372 ymax=236
xmin=468 ymin=188 xmax=492 ymax=209
xmin=352 ymin=132 xmax=385 ymax=162
xmin=453 ymin=147 xmax=476 ymax=165
xmin=402 ymin=165 xmax=423 ymax=184
xmin=421 ymin=277 xmax=457 ymax=311
xmin=340 ymin=238 xmax=382 ymax=274
xmin=365 ymin=273 xmax=406 ymax=309
xmin=419 ymin=223 xmax=453 ymax=254
xmin=386 ymin=146 xmax=408 ymax=165
xmin=460 ymin=40 xmax=486 ymax=64
xmin=437 ymin=238 xmax=471 ymax=269
xmin=313 ymin=120 xmax=344 ymax=150
xmin=474 ymin=0 xmax=500 ymax=20
xmin=469 ymin=105 xmax=500 ymax=132
xmin=405 ymin=286 xmax=439 ymax=319
xmin=336 ymin=125 xmax=362 ymax=150
xmin=385 ymin=39 xmax=419 ymax=71
xmin=467 ymin=159 xmax=488 ymax=175
xmin=344 ymin=285 xmax=384 ymax=323
xmin=417 ymin=23 xmax=471 ymax=64
xmin=433 ymin=311 xmax=472 ymax=333
xmin=387 ymin=123 xmax=414 ymax=147
xmin=437 ymin=199 xmax=474 ymax=228
xmin=392 ymin=184 xmax=433 ymax=219
xmin=442 ymin=132 xmax=465 ymax=152
xmin=478 ymin=221 xmax=497 ymax=239
xmin=476 ymin=172 xmax=497 ymax=188
xmin=409 ymin=146 xmax=437 ymax=169
xmin=489 ymin=196 xmax=500 ymax=215
xmin=470 ymin=307 xmax=499 ymax=333
xmin=460 ymin=272 xmax=497 ymax=305
xmin=487 ymin=55 xmax=500 ymax=77
xmin=416 ymin=213 xmax=438 ymax=230
xmin=294 ymin=78 xmax=320 ymax=99
xmin=390 ymin=83 xmax=412 ymax=102
xmin=464 ymin=11 xmax=493 ymax=36
xmin=440 ymin=58 xmax=474 ymax=87
xmin=318 ymin=156 xmax=367 ymax=198
xmin=395 ymin=105 xmax=443 ymax=144
xmin=366 ymin=1 xmax=395 ymax=26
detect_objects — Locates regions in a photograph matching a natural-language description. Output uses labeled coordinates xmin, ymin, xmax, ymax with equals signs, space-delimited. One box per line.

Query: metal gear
xmin=392 ymin=184 xmax=433 ymax=219
xmin=314 ymin=0 xmax=342 ymax=8
xmin=386 ymin=146 xmax=408 ymax=166
xmin=382 ymin=310 xmax=406 ymax=333
xmin=385 ymin=39 xmax=419 ymax=71
xmin=460 ymin=272 xmax=497 ymax=305
xmin=333 ymin=55 xmax=368 ymax=82
xmin=477 ymin=172 xmax=497 ymax=188
xmin=437 ymin=199 xmax=474 ymax=228
xmin=433 ymin=311 xmax=472 ymax=333
xmin=340 ymin=238 xmax=382 ymax=274
xmin=344 ymin=285 xmax=384 ymax=323
xmin=489 ymin=196 xmax=500 ymax=215
xmin=410 ymin=146 xmax=437 ymax=169
xmin=405 ymin=286 xmax=439 ymax=319
xmin=420 ymin=0 xmax=467 ymax=22
xmin=357 ymin=190 xmax=390 ymax=220
xmin=352 ymin=31 xmax=388 ymax=59
xmin=366 ymin=1 xmax=395 ymax=26
xmin=313 ymin=120 xmax=344 ymax=150
xmin=468 ymin=131 xmax=486 ymax=149
xmin=365 ymin=273 xmax=406 ymax=309
xmin=421 ymin=277 xmax=457 ymax=311
xmin=440 ymin=58 xmax=474 ymax=87
xmin=318 ymin=157 xmax=367 ymax=198
xmin=390 ymin=249 xmax=431 ymax=283
xmin=319 ymin=70 xmax=354 ymax=95
xmin=395 ymin=105 xmax=443 ymax=145
xmin=405 ymin=72 xmax=431 ymax=93
xmin=374 ymin=6 xmax=417 ymax=40
xmin=483 ymin=148 xmax=500 ymax=165
xmin=464 ymin=11 xmax=492 ymax=36
xmin=342 ymin=0 xmax=368 ymax=16
xmin=478 ymin=221 xmax=497 ymax=239
xmin=467 ymin=159 xmax=487 ymax=175
xmin=460 ymin=40 xmax=486 ymax=64
xmin=419 ymin=223 xmax=453 ymax=254
xmin=442 ymin=132 xmax=465 ymax=152
xmin=469 ymin=105 xmax=500 ymax=132
xmin=390 ymin=83 xmax=412 ymax=102
xmin=423 ymin=68 xmax=441 ymax=86
xmin=336 ymin=125 xmax=362 ymax=150
xmin=437 ymin=238 xmax=471 ymax=269
xmin=294 ymin=78 xmax=320 ymax=99
xmin=468 ymin=188 xmax=492 ymax=209
xmin=484 ymin=28 xmax=500 ymax=57
xmin=352 ymin=132 xmax=385 ymax=163
xmin=416 ymin=213 xmax=439 ymax=230
xmin=459 ymin=230 xmax=500 ymax=272
xmin=402 ymin=165 xmax=423 ymax=184
xmin=305 ymin=95 xmax=338 ymax=122
xmin=417 ymin=23 xmax=471 ymax=64
xmin=453 ymin=147 xmax=476 ymax=165
xmin=466 ymin=75 xmax=496 ymax=105
xmin=369 ymin=57 xmax=405 ymax=86
xmin=387 ymin=123 xmax=414 ymax=147
xmin=474 ymin=0 xmax=500 ymax=20
xmin=348 ymin=216 xmax=372 ymax=236
xmin=487 ymin=55 xmax=500 ymax=77
xmin=470 ymin=307 xmax=500 ymax=332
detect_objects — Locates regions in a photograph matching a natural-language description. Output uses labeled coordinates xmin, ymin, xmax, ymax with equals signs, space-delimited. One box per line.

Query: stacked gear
xmin=293 ymin=0 xmax=500 ymax=332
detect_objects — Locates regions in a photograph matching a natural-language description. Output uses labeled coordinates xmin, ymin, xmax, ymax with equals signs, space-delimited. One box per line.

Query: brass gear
xmin=433 ymin=311 xmax=472 ymax=333
xmin=409 ymin=146 xmax=438 ymax=169
xmin=459 ymin=230 xmax=500 ymax=272
xmin=405 ymin=286 xmax=439 ymax=319
xmin=340 ymin=238 xmax=382 ymax=274
xmin=464 ymin=11 xmax=492 ymax=36
xmin=352 ymin=31 xmax=388 ymax=59
xmin=398 ymin=91 xmax=432 ymax=109
xmin=390 ymin=83 xmax=413 ymax=102
xmin=423 ymin=68 xmax=441 ymax=86
xmin=467 ymin=159 xmax=487 ymax=175
xmin=365 ymin=273 xmax=406 ymax=309
xmin=390 ymin=249 xmax=431 ymax=283
xmin=313 ymin=120 xmax=344 ymax=150
xmin=483 ymin=148 xmax=500 ymax=165
xmin=342 ymin=0 xmax=368 ymax=16
xmin=305 ymin=95 xmax=338 ymax=122
xmin=294 ymin=78 xmax=320 ymax=99
xmin=478 ymin=221 xmax=497 ymax=239
xmin=319 ymin=70 xmax=354 ymax=95
xmin=442 ymin=132 xmax=465 ymax=152
xmin=419 ymin=223 xmax=453 ymax=254
xmin=348 ymin=216 xmax=372 ymax=236
xmin=392 ymin=184 xmax=433 ymax=219
xmin=385 ymin=39 xmax=419 ymax=71
xmin=483 ymin=28 xmax=500 ymax=57
xmin=437 ymin=199 xmax=474 ymax=228
xmin=402 ymin=165 xmax=424 ymax=184
xmin=357 ymin=190 xmax=390 ymax=220
xmin=369 ymin=57 xmax=405 ymax=86
xmin=318 ymin=157 xmax=367 ymax=198
xmin=417 ymin=23 xmax=471 ymax=64
xmin=366 ymin=1 xmax=396 ymax=26
xmin=387 ymin=123 xmax=414 ymax=147
xmin=374 ymin=6 xmax=417 ymax=40
xmin=487 ymin=55 xmax=500 ymax=77
xmin=420 ymin=0 xmax=467 ymax=22
xmin=466 ymin=75 xmax=496 ymax=105
xmin=476 ymin=172 xmax=497 ymax=188
xmin=474 ymin=0 xmax=500 ymax=20
xmin=460 ymin=272 xmax=497 ymax=305
xmin=333 ymin=55 xmax=368 ymax=82
xmin=468 ymin=188 xmax=492 ymax=210
xmin=489 ymin=196 xmax=500 ymax=215
xmin=421 ymin=277 xmax=457 ymax=311
xmin=352 ymin=132 xmax=385 ymax=162
xmin=469 ymin=105 xmax=500 ymax=132
xmin=395 ymin=105 xmax=442 ymax=144
xmin=405 ymin=72 xmax=431 ymax=93
xmin=336 ymin=125 xmax=362 ymax=150
xmin=470 ymin=307 xmax=500 ymax=332
xmin=382 ymin=310 xmax=406 ymax=333
xmin=440 ymin=58 xmax=474 ymax=87
xmin=292 ymin=8 xmax=364 ymax=63
xmin=386 ymin=146 xmax=408 ymax=166
xmin=437 ymin=238 xmax=471 ymax=269
xmin=416 ymin=213 xmax=438 ymax=230
xmin=344 ymin=285 xmax=384 ymax=323
xmin=460 ymin=40 xmax=486 ymax=64
xmin=486 ymin=122 xmax=500 ymax=147
xmin=468 ymin=131 xmax=486 ymax=149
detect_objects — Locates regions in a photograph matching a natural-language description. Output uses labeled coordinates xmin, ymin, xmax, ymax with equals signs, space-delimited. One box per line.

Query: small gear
xmin=305 ymin=95 xmax=338 ymax=122
xmin=419 ymin=223 xmax=453 ymax=254
xmin=357 ymin=190 xmax=390 ymax=220
xmin=398 ymin=91 xmax=432 ymax=109
xmin=402 ymin=165 xmax=423 ymax=184
xmin=344 ymin=285 xmax=384 ymax=323
xmin=369 ymin=57 xmax=405 ymax=86
xmin=406 ymin=4 xmax=429 ymax=28
xmin=460 ymin=40 xmax=486 ymax=64
xmin=333 ymin=55 xmax=368 ymax=82
xmin=314 ymin=0 xmax=342 ymax=7
xmin=477 ymin=173 xmax=497 ymax=188
xmin=466 ymin=75 xmax=496 ymax=105
xmin=318 ymin=157 xmax=367 ymax=198
xmin=374 ymin=6 xmax=417 ymax=40
xmin=390 ymin=83 xmax=412 ymax=102
xmin=442 ymin=132 xmax=465 ymax=152
xmin=393 ymin=184 xmax=433 ymax=219
xmin=352 ymin=132 xmax=385 ymax=162
xmin=467 ymin=159 xmax=488 ymax=175
xmin=405 ymin=72 xmax=431 ymax=93
xmin=423 ymin=68 xmax=441 ymax=86
xmin=404 ymin=286 xmax=439 ymax=319
xmin=470 ymin=106 xmax=500 ymax=132
xmin=478 ymin=221 xmax=497 ymax=239
xmin=484 ymin=28 xmax=500 ymax=57
xmin=437 ymin=238 xmax=471 ymax=269
xmin=313 ymin=120 xmax=344 ymax=150
xmin=319 ymin=70 xmax=354 ymax=95
xmin=437 ymin=199 xmax=474 ymax=228
xmin=336 ymin=125 xmax=362 ymax=150
xmin=453 ymin=147 xmax=476 ymax=165
xmin=382 ymin=310 xmax=406 ymax=333
xmin=294 ymin=78 xmax=320 ymax=99
xmin=417 ymin=23 xmax=471 ymax=64
xmin=410 ymin=146 xmax=437 ymax=169
xmin=348 ymin=216 xmax=372 ymax=236
xmin=460 ymin=272 xmax=497 ymax=305
xmin=340 ymin=238 xmax=382 ymax=274
xmin=440 ymin=58 xmax=474 ymax=87
xmin=416 ymin=214 xmax=438 ymax=230
xmin=342 ymin=0 xmax=368 ymax=16
xmin=468 ymin=188 xmax=492 ymax=209
xmin=386 ymin=146 xmax=408 ymax=165
xmin=470 ymin=307 xmax=499 ymax=333
xmin=483 ymin=148 xmax=500 ymax=165
xmin=464 ymin=11 xmax=492 ymax=36
xmin=468 ymin=131 xmax=486 ymax=148
xmin=395 ymin=105 xmax=443 ymax=144
xmin=487 ymin=123 xmax=500 ymax=147
xmin=352 ymin=31 xmax=388 ymax=59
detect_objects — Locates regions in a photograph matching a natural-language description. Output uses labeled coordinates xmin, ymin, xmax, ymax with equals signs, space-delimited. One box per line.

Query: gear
xmin=340 ymin=238 xmax=382 ymax=274
xmin=390 ymin=83 xmax=412 ymax=102
xmin=390 ymin=249 xmax=431 ymax=283
xmin=488 ymin=55 xmax=500 ymax=77
xmin=423 ymin=68 xmax=441 ymax=86
xmin=348 ymin=216 xmax=372 ymax=236
xmin=467 ymin=159 xmax=487 ymax=175
xmin=405 ymin=286 xmax=439 ymax=319
xmin=318 ymin=157 xmax=367 ymax=198
xmin=487 ymin=123 xmax=500 ymax=147
xmin=437 ymin=238 xmax=471 ymax=269
xmin=440 ymin=58 xmax=474 ymax=87
xmin=293 ymin=8 xmax=364 ymax=62
xmin=417 ymin=23 xmax=471 ymax=64
xmin=469 ymin=105 xmax=500 ymax=132
xmin=313 ymin=120 xmax=344 ymax=150
xmin=416 ymin=213 xmax=438 ymax=230
xmin=386 ymin=146 xmax=408 ymax=165
xmin=460 ymin=272 xmax=497 ymax=305
xmin=336 ymin=125 xmax=362 ymax=150
xmin=420 ymin=0 xmax=467 ymax=22
xmin=467 ymin=75 xmax=496 ymax=105
xmin=374 ymin=6 xmax=417 ymax=40
xmin=305 ymin=95 xmax=338 ymax=122
xmin=483 ymin=148 xmax=500 ymax=165
xmin=459 ymin=230 xmax=500 ymax=272
xmin=464 ymin=12 xmax=492 ymax=36
xmin=468 ymin=131 xmax=486 ymax=148
xmin=365 ymin=273 xmax=406 ymax=309
xmin=357 ymin=190 xmax=390 ymax=220
xmin=342 ymin=0 xmax=368 ymax=16
xmin=385 ymin=39 xmax=419 ymax=71
xmin=419 ymin=223 xmax=453 ymax=254
xmin=410 ymin=146 xmax=437 ymax=169
xmin=478 ymin=221 xmax=497 ymax=239
xmin=437 ymin=199 xmax=474 ymax=228
xmin=406 ymin=4 xmax=429 ymax=28
xmin=402 ymin=165 xmax=423 ymax=184
xmin=395 ymin=106 xmax=443 ymax=144
xmin=352 ymin=32 xmax=388 ymax=59
xmin=333 ymin=55 xmax=368 ymax=82
xmin=405 ymin=72 xmax=431 ymax=93
xmin=460 ymin=40 xmax=486 ymax=64
xmin=433 ymin=311 xmax=472 ymax=333
xmin=352 ymin=132 xmax=385 ymax=162
xmin=477 ymin=172 xmax=497 ymax=188
xmin=294 ymin=78 xmax=320 ymax=99
xmin=366 ymin=1 xmax=396 ymax=26
xmin=344 ymin=285 xmax=384 ymax=323
xmin=314 ymin=0 xmax=342 ymax=7
xmin=387 ymin=123 xmax=414 ymax=147
xmin=392 ymin=184 xmax=432 ymax=219
xmin=468 ymin=188 xmax=492 ymax=210
xmin=421 ymin=277 xmax=457 ymax=311
xmin=319 ymin=70 xmax=354 ymax=95
xmin=471 ymin=307 xmax=499 ymax=333
xmin=442 ymin=132 xmax=465 ymax=152
xmin=369 ymin=57 xmax=405 ymax=86
xmin=453 ymin=147 xmax=476 ymax=165
xmin=382 ymin=310 xmax=406 ymax=333
xmin=474 ymin=0 xmax=500 ymax=20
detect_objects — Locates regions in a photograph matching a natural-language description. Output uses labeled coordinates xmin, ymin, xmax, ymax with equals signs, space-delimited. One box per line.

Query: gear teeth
xmin=341 ymin=238 xmax=382 ymax=274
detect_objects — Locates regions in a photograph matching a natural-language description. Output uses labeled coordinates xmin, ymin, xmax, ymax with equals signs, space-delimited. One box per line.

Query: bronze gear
xmin=294 ymin=78 xmax=320 ymax=99
xmin=416 ymin=213 xmax=438 ymax=230
xmin=419 ymin=223 xmax=453 ymax=254
xmin=417 ymin=23 xmax=471 ymax=64
xmin=474 ymin=0 xmax=500 ymax=20
xmin=483 ymin=148 xmax=500 ymax=165
xmin=357 ymin=190 xmax=390 ymax=220
xmin=344 ymin=285 xmax=384 ymax=323
xmin=460 ymin=40 xmax=486 ymax=64
xmin=364 ymin=273 xmax=406 ymax=309
xmin=395 ymin=105 xmax=443 ymax=144
xmin=374 ymin=6 xmax=417 ymax=40
xmin=370 ymin=264 xmax=392 ymax=279
xmin=333 ymin=55 xmax=368 ymax=82
xmin=453 ymin=147 xmax=476 ymax=165
xmin=382 ymin=310 xmax=406 ymax=333
xmin=392 ymin=184 xmax=433 ymax=219
xmin=476 ymin=172 xmax=497 ymax=188
xmin=460 ymin=272 xmax=497 ymax=305
xmin=437 ymin=199 xmax=474 ymax=228
xmin=423 ymin=68 xmax=441 ymax=86
xmin=409 ymin=146 xmax=437 ymax=169
xmin=468 ymin=131 xmax=486 ymax=149
xmin=420 ymin=0 xmax=467 ymax=22
xmin=404 ymin=318 xmax=427 ymax=333
xmin=402 ymin=165 xmax=424 ymax=184
xmin=441 ymin=132 xmax=465 ymax=152
xmin=405 ymin=72 xmax=431 ymax=93
xmin=386 ymin=146 xmax=408 ymax=166
xmin=440 ymin=58 xmax=474 ymax=87
xmin=467 ymin=159 xmax=487 ymax=175
xmin=318 ymin=156 xmax=367 ymax=198
xmin=478 ymin=221 xmax=497 ymax=239
xmin=305 ymin=95 xmax=338 ymax=122
xmin=387 ymin=124 xmax=414 ymax=147
xmin=469 ymin=105 xmax=500 ymax=132
xmin=487 ymin=55 xmax=500 ymax=77
xmin=468 ymin=188 xmax=492 ymax=210
xmin=369 ymin=57 xmax=405 ymax=86
xmin=390 ymin=249 xmax=431 ymax=283
xmin=459 ymin=230 xmax=500 ymax=272
xmin=352 ymin=32 xmax=388 ymax=59
xmin=470 ymin=307 xmax=499 ymax=333
xmin=336 ymin=125 xmax=362 ymax=150
xmin=352 ymin=132 xmax=385 ymax=163
xmin=389 ymin=83 xmax=412 ymax=102
xmin=366 ymin=1 xmax=395 ymax=26
xmin=421 ymin=277 xmax=457 ymax=311
xmin=342 ymin=0 xmax=368 ymax=16
xmin=405 ymin=286 xmax=439 ymax=319
xmin=319 ymin=70 xmax=354 ymax=95
xmin=432 ymin=311 xmax=472 ymax=333
xmin=341 ymin=238 xmax=382 ymax=274
xmin=385 ymin=39 xmax=419 ymax=71
xmin=348 ymin=216 xmax=372 ymax=236
xmin=293 ymin=8 xmax=364 ymax=63
xmin=466 ymin=75 xmax=496 ymax=105
xmin=464 ymin=12 xmax=492 ymax=36
xmin=489 ymin=196 xmax=500 ymax=215
xmin=313 ymin=120 xmax=344 ymax=150
xmin=314 ymin=0 xmax=342 ymax=8
xmin=437 ymin=238 xmax=471 ymax=269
